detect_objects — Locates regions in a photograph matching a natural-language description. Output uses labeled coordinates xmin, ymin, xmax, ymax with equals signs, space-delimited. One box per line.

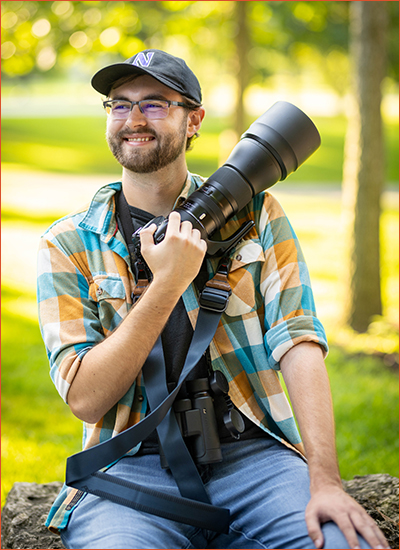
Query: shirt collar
xmin=78 ymin=172 xmax=204 ymax=241
xmin=78 ymin=181 xmax=121 ymax=241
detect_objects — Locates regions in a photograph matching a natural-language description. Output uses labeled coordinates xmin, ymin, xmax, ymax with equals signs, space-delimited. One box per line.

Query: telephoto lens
xmin=152 ymin=101 xmax=320 ymax=256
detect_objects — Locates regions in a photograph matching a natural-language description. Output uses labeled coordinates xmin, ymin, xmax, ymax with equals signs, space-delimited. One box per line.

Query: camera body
xmin=133 ymin=101 xmax=321 ymax=259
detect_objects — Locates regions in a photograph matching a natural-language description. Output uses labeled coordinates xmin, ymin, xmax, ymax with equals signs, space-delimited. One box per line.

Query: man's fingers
xmin=165 ymin=211 xmax=182 ymax=236
xmin=164 ymin=214 xmax=206 ymax=250
xmin=139 ymin=223 xmax=157 ymax=248
xmin=333 ymin=512 xmax=364 ymax=549
xmin=306 ymin=488 xmax=391 ymax=550
xmin=180 ymin=219 xmax=194 ymax=237
xmin=305 ymin=511 xmax=324 ymax=548
xmin=350 ymin=510 xmax=390 ymax=549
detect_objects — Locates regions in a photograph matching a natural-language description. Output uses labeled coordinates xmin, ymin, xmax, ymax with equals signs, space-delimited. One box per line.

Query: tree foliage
xmin=2 ymin=1 xmax=398 ymax=93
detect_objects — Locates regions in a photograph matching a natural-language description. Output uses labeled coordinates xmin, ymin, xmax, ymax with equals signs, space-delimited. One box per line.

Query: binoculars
xmin=159 ymin=371 xmax=245 ymax=467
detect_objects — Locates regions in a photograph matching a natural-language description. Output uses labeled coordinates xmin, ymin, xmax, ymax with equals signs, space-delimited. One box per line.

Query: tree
xmin=342 ymin=1 xmax=388 ymax=332
xmin=233 ymin=1 xmax=250 ymax=137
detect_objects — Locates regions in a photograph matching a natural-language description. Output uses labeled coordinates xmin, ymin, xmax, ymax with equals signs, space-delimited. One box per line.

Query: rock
xmin=342 ymin=474 xmax=399 ymax=549
xmin=1 ymin=475 xmax=398 ymax=549
xmin=1 ymin=482 xmax=64 ymax=549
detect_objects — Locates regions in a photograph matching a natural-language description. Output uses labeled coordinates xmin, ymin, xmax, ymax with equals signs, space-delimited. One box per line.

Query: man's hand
xmin=280 ymin=343 xmax=390 ymax=550
xmin=140 ymin=211 xmax=207 ymax=294
xmin=68 ymin=212 xmax=207 ymax=423
xmin=306 ymin=483 xmax=390 ymax=549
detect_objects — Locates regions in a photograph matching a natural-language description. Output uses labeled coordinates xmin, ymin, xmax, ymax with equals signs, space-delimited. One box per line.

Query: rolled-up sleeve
xmin=37 ymin=227 xmax=103 ymax=402
xmin=257 ymin=192 xmax=328 ymax=369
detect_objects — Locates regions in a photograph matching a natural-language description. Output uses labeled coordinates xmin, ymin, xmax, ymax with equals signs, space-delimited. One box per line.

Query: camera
xmin=159 ymin=371 xmax=245 ymax=468
xmin=134 ymin=101 xmax=321 ymax=258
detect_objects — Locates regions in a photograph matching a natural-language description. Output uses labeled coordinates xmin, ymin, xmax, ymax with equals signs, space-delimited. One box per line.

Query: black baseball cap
xmin=91 ymin=49 xmax=202 ymax=104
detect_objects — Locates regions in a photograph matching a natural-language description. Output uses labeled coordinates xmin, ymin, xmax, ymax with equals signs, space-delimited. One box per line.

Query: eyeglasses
xmin=103 ymin=99 xmax=191 ymax=120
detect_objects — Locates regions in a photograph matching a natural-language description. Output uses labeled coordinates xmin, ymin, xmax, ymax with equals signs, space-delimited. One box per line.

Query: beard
xmin=106 ymin=117 xmax=188 ymax=174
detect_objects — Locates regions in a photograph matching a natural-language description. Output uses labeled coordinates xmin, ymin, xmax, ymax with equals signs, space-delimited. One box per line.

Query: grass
xmin=327 ymin=347 xmax=399 ymax=479
xmin=1 ymin=111 xmax=398 ymax=506
xmin=1 ymin=287 xmax=82 ymax=507
xmin=1 ymin=115 xmax=399 ymax=184
xmin=1 ymin=180 xmax=398 ymax=508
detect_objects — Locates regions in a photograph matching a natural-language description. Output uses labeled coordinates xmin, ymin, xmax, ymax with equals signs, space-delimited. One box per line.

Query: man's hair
xmin=109 ymin=75 xmax=202 ymax=151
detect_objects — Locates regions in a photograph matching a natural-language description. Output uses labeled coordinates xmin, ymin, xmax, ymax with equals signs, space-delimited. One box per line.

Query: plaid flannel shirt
xmin=37 ymin=172 xmax=328 ymax=532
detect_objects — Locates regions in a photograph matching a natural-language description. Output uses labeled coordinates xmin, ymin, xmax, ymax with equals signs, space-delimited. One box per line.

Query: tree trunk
xmin=342 ymin=1 xmax=387 ymax=332
xmin=234 ymin=0 xmax=250 ymax=137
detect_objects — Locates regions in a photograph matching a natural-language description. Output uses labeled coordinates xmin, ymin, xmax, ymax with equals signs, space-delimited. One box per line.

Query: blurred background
xmin=1 ymin=1 xmax=399 ymax=507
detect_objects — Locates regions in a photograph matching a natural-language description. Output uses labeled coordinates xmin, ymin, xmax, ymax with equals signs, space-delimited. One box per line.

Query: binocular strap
xmin=65 ymin=306 xmax=231 ymax=533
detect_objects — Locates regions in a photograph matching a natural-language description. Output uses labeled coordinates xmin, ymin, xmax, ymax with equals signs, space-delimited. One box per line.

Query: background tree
xmin=1 ymin=0 xmax=398 ymax=332
xmin=233 ymin=1 xmax=250 ymax=137
xmin=342 ymin=1 xmax=388 ymax=332
xmin=1 ymin=1 xmax=398 ymax=506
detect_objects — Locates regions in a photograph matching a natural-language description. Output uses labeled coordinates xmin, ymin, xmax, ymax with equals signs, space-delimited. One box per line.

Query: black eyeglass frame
xmin=102 ymin=98 xmax=192 ymax=119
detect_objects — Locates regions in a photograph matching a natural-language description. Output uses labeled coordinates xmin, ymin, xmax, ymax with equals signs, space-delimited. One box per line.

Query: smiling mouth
xmin=124 ymin=136 xmax=155 ymax=143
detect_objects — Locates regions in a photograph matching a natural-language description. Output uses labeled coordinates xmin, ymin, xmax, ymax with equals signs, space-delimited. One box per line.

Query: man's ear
xmin=187 ymin=107 xmax=205 ymax=138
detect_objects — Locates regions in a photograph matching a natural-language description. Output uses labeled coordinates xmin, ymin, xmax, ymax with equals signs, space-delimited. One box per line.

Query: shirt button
xmin=236 ymin=254 xmax=242 ymax=261
xmin=138 ymin=395 xmax=144 ymax=402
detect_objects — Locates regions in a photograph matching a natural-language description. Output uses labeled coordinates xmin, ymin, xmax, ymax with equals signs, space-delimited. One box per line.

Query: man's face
xmin=106 ymin=75 xmax=190 ymax=174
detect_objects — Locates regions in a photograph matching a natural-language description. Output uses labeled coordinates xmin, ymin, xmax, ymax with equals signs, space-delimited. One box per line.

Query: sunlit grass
xmin=2 ymin=115 xmax=398 ymax=184
xmin=327 ymin=347 xmax=399 ymax=480
xmin=2 ymin=188 xmax=398 ymax=507
xmin=1 ymin=291 xmax=82 ymax=507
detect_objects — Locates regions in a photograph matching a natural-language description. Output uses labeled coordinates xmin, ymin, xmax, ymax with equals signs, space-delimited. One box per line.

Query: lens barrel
xmin=153 ymin=101 xmax=320 ymax=253
xmin=236 ymin=100 xmax=321 ymax=194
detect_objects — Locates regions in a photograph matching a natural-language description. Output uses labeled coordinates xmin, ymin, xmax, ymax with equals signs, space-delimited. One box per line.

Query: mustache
xmin=115 ymin=127 xmax=157 ymax=140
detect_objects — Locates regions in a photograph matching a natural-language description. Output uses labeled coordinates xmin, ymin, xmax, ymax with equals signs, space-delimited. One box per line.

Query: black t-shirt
xmin=120 ymin=203 xmax=266 ymax=455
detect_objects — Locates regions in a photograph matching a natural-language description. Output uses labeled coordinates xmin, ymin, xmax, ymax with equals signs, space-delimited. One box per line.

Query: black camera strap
xmin=116 ymin=190 xmax=152 ymax=300
xmin=65 ymin=192 xmax=232 ymax=532
xmin=66 ymin=302 xmax=230 ymax=532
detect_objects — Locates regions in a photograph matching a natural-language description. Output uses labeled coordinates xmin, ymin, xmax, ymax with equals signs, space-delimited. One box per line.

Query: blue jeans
xmin=61 ymin=437 xmax=370 ymax=549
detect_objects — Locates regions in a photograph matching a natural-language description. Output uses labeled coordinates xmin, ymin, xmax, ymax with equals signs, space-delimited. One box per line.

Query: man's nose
xmin=125 ymin=104 xmax=147 ymax=126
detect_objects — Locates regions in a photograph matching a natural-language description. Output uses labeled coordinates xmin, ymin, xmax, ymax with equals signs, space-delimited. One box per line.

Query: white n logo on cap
xmin=133 ymin=52 xmax=155 ymax=68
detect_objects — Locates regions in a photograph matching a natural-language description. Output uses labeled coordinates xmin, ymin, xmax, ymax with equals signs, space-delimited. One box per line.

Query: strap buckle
xmin=199 ymin=257 xmax=232 ymax=313
xmin=132 ymin=259 xmax=151 ymax=303
xmin=199 ymin=286 xmax=232 ymax=313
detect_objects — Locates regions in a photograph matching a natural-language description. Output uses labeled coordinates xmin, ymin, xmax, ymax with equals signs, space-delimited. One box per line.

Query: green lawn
xmin=2 ymin=180 xmax=398 ymax=508
xmin=1 ymin=287 xmax=83 ymax=507
xmin=1 ymin=114 xmax=399 ymax=184
xmin=1 ymin=110 xmax=398 ymax=507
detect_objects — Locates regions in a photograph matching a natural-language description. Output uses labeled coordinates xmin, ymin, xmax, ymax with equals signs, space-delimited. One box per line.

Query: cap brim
xmin=91 ymin=63 xmax=150 ymax=96
xmin=91 ymin=62 xmax=201 ymax=103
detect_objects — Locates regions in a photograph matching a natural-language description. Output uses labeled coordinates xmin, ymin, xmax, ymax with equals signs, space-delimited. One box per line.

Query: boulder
xmin=342 ymin=474 xmax=399 ymax=549
xmin=1 ymin=482 xmax=64 ymax=549
xmin=1 ymin=475 xmax=399 ymax=549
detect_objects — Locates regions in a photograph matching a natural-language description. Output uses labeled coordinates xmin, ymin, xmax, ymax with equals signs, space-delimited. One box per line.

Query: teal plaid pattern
xmin=37 ymin=173 xmax=328 ymax=532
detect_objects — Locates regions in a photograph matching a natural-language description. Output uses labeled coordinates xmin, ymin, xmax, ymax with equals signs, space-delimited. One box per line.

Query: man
xmin=38 ymin=49 xmax=388 ymax=549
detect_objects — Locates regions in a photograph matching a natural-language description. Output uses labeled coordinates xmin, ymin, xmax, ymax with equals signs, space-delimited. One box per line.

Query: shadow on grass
xmin=1 ymin=208 xmax=59 ymax=226
xmin=1 ymin=289 xmax=82 ymax=506
xmin=1 ymin=282 xmax=398 ymax=508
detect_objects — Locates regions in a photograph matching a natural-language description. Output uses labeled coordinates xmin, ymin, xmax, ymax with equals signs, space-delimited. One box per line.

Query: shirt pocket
xmin=89 ymin=274 xmax=128 ymax=333
xmin=225 ymin=239 xmax=265 ymax=317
